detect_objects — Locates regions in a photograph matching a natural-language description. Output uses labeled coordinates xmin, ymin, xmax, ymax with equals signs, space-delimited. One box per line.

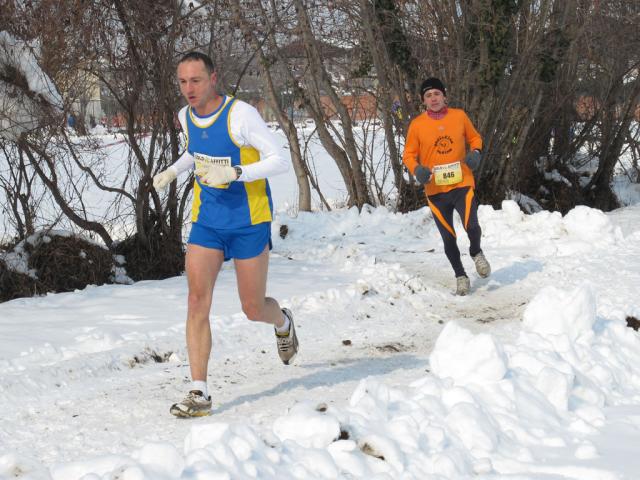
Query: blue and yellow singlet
xmin=186 ymin=96 xmax=273 ymax=229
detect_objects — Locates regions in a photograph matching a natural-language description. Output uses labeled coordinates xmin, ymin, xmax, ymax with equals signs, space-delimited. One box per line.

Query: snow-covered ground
xmin=2 ymin=192 xmax=640 ymax=478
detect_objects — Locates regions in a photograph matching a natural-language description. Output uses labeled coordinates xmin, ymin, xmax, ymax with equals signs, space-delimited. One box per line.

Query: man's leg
xmin=453 ymin=187 xmax=482 ymax=256
xmin=185 ymin=244 xmax=225 ymax=382
xmin=234 ymin=246 xmax=283 ymax=327
xmin=429 ymin=191 xmax=471 ymax=295
xmin=453 ymin=187 xmax=490 ymax=278
xmin=170 ymin=243 xmax=223 ymax=417
xmin=235 ymin=246 xmax=298 ymax=364
xmin=428 ymin=193 xmax=466 ymax=278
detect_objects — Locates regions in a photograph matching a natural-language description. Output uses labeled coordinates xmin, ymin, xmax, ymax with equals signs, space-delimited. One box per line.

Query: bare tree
xmin=229 ymin=0 xmax=312 ymax=211
xmin=393 ymin=0 xmax=639 ymax=212
xmin=0 ymin=0 xmax=198 ymax=277
xmin=291 ymin=0 xmax=373 ymax=208
xmin=354 ymin=0 xmax=424 ymax=210
xmin=0 ymin=141 xmax=40 ymax=242
xmin=3 ymin=0 xmax=639 ymax=275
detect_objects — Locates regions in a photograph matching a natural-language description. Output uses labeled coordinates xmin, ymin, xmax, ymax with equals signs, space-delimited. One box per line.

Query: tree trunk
xmin=292 ymin=0 xmax=372 ymax=208
xmin=229 ymin=0 xmax=311 ymax=212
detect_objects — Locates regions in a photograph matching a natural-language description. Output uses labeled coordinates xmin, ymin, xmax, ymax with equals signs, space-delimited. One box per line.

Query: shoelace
xmin=184 ymin=391 xmax=209 ymax=404
xmin=475 ymin=254 xmax=489 ymax=266
xmin=277 ymin=333 xmax=293 ymax=351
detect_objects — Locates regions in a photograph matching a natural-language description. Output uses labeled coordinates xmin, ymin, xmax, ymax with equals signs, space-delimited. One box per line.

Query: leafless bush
xmin=0 ymin=257 xmax=37 ymax=302
xmin=26 ymin=233 xmax=114 ymax=292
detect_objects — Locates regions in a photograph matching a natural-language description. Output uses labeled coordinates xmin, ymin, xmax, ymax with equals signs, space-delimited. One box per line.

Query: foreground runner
xmin=402 ymin=77 xmax=491 ymax=295
xmin=153 ymin=51 xmax=298 ymax=417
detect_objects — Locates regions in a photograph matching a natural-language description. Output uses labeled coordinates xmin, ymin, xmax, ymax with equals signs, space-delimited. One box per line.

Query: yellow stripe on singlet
xmin=192 ymin=180 xmax=203 ymax=223
xmin=240 ymin=146 xmax=272 ymax=224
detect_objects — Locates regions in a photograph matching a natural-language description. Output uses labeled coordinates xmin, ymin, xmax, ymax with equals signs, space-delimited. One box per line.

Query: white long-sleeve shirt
xmin=168 ymin=97 xmax=288 ymax=182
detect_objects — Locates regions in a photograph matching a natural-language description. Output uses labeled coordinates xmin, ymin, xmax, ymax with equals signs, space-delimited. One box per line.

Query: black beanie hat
xmin=420 ymin=77 xmax=446 ymax=97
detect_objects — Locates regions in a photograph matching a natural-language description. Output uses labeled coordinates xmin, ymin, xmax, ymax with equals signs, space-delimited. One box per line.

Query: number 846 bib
xmin=432 ymin=161 xmax=463 ymax=186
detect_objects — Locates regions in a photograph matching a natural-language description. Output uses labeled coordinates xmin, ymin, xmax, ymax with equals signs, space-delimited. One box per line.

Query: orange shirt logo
xmin=435 ymin=135 xmax=454 ymax=155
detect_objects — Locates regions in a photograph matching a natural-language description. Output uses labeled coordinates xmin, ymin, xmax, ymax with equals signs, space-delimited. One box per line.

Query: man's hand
xmin=414 ymin=165 xmax=432 ymax=185
xmin=153 ymin=168 xmax=177 ymax=191
xmin=465 ymin=149 xmax=481 ymax=171
xmin=195 ymin=164 xmax=238 ymax=186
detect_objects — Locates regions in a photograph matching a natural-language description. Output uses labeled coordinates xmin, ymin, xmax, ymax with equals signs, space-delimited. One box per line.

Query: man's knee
xmin=188 ymin=290 xmax=211 ymax=312
xmin=466 ymin=223 xmax=482 ymax=239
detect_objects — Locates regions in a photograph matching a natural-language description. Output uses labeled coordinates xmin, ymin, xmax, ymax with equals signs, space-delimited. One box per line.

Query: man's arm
xmin=463 ymin=112 xmax=482 ymax=151
xmin=168 ymin=107 xmax=195 ymax=176
xmin=230 ymin=102 xmax=289 ymax=182
xmin=153 ymin=107 xmax=194 ymax=190
xmin=402 ymin=121 xmax=420 ymax=175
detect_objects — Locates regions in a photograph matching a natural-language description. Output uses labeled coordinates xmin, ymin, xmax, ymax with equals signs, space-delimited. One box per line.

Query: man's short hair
xmin=178 ymin=51 xmax=215 ymax=75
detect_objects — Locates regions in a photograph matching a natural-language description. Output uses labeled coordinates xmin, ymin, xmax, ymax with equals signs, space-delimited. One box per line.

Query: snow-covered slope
xmin=1 ymin=202 xmax=640 ymax=479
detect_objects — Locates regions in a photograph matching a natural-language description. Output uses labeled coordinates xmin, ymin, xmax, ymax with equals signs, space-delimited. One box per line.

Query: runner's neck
xmin=427 ymin=106 xmax=448 ymax=120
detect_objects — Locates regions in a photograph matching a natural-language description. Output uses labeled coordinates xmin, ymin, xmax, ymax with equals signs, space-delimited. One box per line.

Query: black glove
xmin=414 ymin=165 xmax=432 ymax=185
xmin=465 ymin=150 xmax=481 ymax=171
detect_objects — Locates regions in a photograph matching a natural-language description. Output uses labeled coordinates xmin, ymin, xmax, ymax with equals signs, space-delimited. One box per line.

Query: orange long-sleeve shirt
xmin=402 ymin=108 xmax=482 ymax=196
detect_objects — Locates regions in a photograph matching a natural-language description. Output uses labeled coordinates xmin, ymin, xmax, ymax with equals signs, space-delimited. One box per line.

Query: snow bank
xmin=0 ymin=32 xmax=61 ymax=105
xmin=4 ymin=282 xmax=639 ymax=479
xmin=430 ymin=321 xmax=507 ymax=385
xmin=0 ymin=31 xmax=62 ymax=140
xmin=563 ymin=206 xmax=617 ymax=246
xmin=522 ymin=284 xmax=596 ymax=343
xmin=2 ymin=204 xmax=640 ymax=479
xmin=478 ymin=201 xmax=624 ymax=258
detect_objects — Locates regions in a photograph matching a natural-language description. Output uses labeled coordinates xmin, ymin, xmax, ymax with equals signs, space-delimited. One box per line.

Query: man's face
xmin=177 ymin=59 xmax=217 ymax=112
xmin=423 ymin=88 xmax=446 ymax=112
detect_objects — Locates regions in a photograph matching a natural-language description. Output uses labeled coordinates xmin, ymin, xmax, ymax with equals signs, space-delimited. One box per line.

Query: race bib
xmin=433 ymin=161 xmax=463 ymax=186
xmin=194 ymin=153 xmax=232 ymax=189
xmin=194 ymin=153 xmax=231 ymax=170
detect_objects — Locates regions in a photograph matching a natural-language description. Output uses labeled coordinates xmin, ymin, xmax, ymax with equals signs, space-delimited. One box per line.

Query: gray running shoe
xmin=276 ymin=308 xmax=298 ymax=365
xmin=170 ymin=390 xmax=212 ymax=418
xmin=472 ymin=251 xmax=491 ymax=278
xmin=456 ymin=275 xmax=470 ymax=296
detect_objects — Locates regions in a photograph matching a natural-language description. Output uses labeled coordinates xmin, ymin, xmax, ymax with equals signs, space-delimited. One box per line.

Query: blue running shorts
xmin=188 ymin=222 xmax=272 ymax=261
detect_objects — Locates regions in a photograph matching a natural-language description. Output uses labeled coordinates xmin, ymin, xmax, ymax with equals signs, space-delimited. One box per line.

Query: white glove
xmin=195 ymin=164 xmax=238 ymax=186
xmin=153 ymin=168 xmax=177 ymax=190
